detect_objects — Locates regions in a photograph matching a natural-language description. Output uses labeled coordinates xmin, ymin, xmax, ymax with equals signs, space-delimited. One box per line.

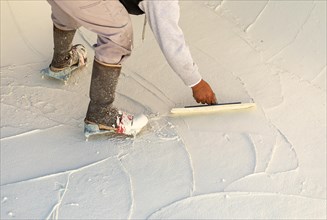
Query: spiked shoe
xmin=42 ymin=25 xmax=87 ymax=81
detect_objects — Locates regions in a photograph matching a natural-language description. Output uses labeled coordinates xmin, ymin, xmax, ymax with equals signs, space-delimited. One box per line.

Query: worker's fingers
xmin=192 ymin=79 xmax=218 ymax=105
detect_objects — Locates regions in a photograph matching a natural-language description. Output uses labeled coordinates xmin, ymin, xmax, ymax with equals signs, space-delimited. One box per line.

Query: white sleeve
xmin=139 ymin=0 xmax=202 ymax=87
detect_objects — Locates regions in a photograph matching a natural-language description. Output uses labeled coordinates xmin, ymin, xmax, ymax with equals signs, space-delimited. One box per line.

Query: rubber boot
xmin=84 ymin=59 xmax=148 ymax=137
xmin=85 ymin=59 xmax=121 ymax=127
xmin=42 ymin=25 xmax=87 ymax=81
xmin=51 ymin=25 xmax=78 ymax=69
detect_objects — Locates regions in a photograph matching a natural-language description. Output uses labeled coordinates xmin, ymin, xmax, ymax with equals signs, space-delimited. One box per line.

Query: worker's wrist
xmin=188 ymin=78 xmax=202 ymax=88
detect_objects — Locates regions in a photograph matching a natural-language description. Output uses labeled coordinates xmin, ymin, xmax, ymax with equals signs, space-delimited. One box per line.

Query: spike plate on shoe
xmin=42 ymin=44 xmax=87 ymax=81
xmin=84 ymin=113 xmax=148 ymax=138
xmin=84 ymin=123 xmax=116 ymax=138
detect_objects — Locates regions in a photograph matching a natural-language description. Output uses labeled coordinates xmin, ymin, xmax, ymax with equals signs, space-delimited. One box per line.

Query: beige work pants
xmin=47 ymin=0 xmax=133 ymax=64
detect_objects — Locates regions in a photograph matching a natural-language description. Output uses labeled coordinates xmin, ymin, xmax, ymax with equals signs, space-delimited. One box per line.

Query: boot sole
xmin=41 ymin=64 xmax=86 ymax=81
xmin=84 ymin=122 xmax=116 ymax=138
xmin=84 ymin=117 xmax=148 ymax=138
xmin=43 ymin=44 xmax=87 ymax=81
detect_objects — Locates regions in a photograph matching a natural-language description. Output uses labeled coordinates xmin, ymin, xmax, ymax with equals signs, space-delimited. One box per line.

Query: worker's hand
xmin=192 ymin=79 xmax=217 ymax=105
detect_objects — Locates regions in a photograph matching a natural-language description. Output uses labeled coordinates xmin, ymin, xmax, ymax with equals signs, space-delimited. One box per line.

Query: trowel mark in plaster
xmin=244 ymin=133 xmax=257 ymax=174
xmin=149 ymin=191 xmax=326 ymax=219
xmin=2 ymin=83 xmax=81 ymax=96
xmin=221 ymin=131 xmax=299 ymax=192
xmin=116 ymin=117 xmax=195 ymax=218
xmin=223 ymin=171 xmax=266 ymax=192
xmin=1 ymin=153 xmax=119 ymax=189
xmin=245 ymin=65 xmax=284 ymax=109
xmin=244 ymin=0 xmax=270 ymax=33
xmin=153 ymin=117 xmax=196 ymax=195
xmin=164 ymin=118 xmax=197 ymax=196
xmin=223 ymin=169 xmax=307 ymax=195
xmin=123 ymin=68 xmax=175 ymax=106
xmin=116 ymin=91 xmax=152 ymax=114
xmin=0 ymin=103 xmax=63 ymax=136
xmin=312 ymin=65 xmax=326 ymax=81
xmin=250 ymin=115 xmax=299 ymax=175
xmin=230 ymin=69 xmax=298 ymax=156
xmin=0 ymin=60 xmax=47 ymax=70
xmin=118 ymin=158 xmax=135 ymax=220
xmin=1 ymin=83 xmax=83 ymax=122
xmin=204 ymin=0 xmax=224 ymax=12
xmin=172 ymin=120 xmax=259 ymax=198
xmin=216 ymin=133 xmax=258 ymax=192
xmin=44 ymin=155 xmax=129 ymax=219
xmin=270 ymin=64 xmax=326 ymax=95
xmin=116 ymin=128 xmax=194 ymax=219
xmin=0 ymin=125 xmax=63 ymax=141
xmin=311 ymin=65 xmax=326 ymax=90
xmin=265 ymin=131 xmax=299 ymax=174
xmin=178 ymin=135 xmax=196 ymax=196
xmin=228 ymin=71 xmax=299 ymax=174
xmin=144 ymin=185 xmax=200 ymax=220
xmin=204 ymin=0 xmax=269 ymax=55
xmin=150 ymin=118 xmax=181 ymax=142
xmin=214 ymin=0 xmax=225 ymax=11
xmin=189 ymin=64 xmax=285 ymax=176
xmin=0 ymin=101 xmax=81 ymax=140
xmin=46 ymin=174 xmax=71 ymax=220
xmin=247 ymin=134 xmax=274 ymax=173
xmin=6 ymin=1 xmax=46 ymax=59
xmin=267 ymin=2 xmax=317 ymax=62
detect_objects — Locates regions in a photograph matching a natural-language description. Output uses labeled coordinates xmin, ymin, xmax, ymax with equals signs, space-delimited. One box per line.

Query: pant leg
xmin=47 ymin=0 xmax=81 ymax=31
xmin=48 ymin=0 xmax=133 ymax=64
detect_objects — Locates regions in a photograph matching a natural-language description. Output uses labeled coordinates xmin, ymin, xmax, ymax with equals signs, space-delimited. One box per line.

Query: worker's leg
xmin=48 ymin=0 xmax=146 ymax=135
xmin=50 ymin=0 xmax=133 ymax=64
xmin=46 ymin=0 xmax=86 ymax=80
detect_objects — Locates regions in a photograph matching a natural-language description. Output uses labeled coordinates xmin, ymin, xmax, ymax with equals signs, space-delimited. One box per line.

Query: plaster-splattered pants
xmin=47 ymin=0 xmax=133 ymax=64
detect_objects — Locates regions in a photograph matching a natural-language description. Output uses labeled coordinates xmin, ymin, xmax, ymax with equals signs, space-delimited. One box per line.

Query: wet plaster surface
xmin=1 ymin=1 xmax=326 ymax=219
